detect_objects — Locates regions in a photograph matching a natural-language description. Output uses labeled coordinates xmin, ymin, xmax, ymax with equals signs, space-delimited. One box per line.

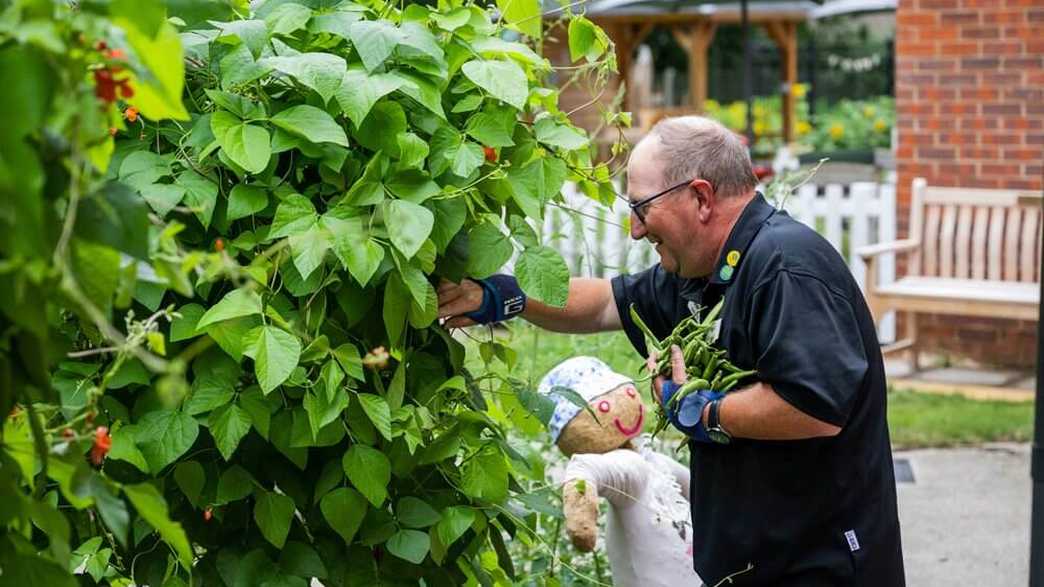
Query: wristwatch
xmin=706 ymin=398 xmax=732 ymax=444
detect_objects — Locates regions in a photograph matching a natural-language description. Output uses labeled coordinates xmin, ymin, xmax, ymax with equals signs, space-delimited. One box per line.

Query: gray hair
xmin=646 ymin=116 xmax=758 ymax=198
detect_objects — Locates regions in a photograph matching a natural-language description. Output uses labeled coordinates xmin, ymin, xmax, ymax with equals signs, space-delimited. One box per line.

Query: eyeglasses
xmin=627 ymin=180 xmax=693 ymax=224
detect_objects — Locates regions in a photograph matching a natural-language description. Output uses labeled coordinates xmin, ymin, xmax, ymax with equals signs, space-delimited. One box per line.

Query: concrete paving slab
xmin=916 ymin=367 xmax=1021 ymax=387
xmin=897 ymin=443 xmax=1030 ymax=586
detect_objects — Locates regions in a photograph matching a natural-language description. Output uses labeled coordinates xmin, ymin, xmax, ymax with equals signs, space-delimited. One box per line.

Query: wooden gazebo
xmin=546 ymin=0 xmax=818 ymax=144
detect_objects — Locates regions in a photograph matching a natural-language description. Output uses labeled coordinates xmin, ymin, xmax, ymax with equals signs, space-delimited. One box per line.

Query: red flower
xmin=107 ymin=48 xmax=126 ymax=60
xmin=91 ymin=426 xmax=111 ymax=465
xmin=204 ymin=507 xmax=213 ymax=522
xmin=483 ymin=146 xmax=497 ymax=163
xmin=124 ymin=107 xmax=139 ymax=122
xmin=214 ymin=238 xmax=225 ymax=252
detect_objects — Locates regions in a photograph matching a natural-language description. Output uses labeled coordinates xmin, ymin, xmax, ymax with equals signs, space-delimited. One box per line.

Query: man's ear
xmin=691 ymin=179 xmax=715 ymax=223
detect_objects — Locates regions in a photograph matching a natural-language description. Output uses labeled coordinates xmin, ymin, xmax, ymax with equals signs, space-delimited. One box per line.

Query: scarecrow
xmin=538 ymin=357 xmax=702 ymax=587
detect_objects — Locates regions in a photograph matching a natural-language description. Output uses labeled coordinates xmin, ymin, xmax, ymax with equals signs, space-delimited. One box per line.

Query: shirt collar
xmin=708 ymin=192 xmax=775 ymax=285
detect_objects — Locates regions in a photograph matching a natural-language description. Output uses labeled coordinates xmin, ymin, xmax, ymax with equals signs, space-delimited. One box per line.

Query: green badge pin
xmin=719 ymin=264 xmax=734 ymax=281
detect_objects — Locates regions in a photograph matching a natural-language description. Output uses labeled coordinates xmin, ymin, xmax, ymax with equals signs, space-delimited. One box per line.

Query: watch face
xmin=708 ymin=428 xmax=731 ymax=444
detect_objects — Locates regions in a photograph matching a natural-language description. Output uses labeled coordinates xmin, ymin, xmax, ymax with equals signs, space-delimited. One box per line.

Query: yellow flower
xmin=792 ymin=83 xmax=808 ymax=99
xmin=753 ymin=121 xmax=766 ymax=136
xmin=873 ymin=118 xmax=888 ymax=133
xmin=829 ymin=123 xmax=845 ymax=141
xmin=753 ymin=104 xmax=767 ymax=118
xmin=797 ymin=120 xmax=812 ymax=136
xmin=863 ymin=105 xmax=876 ymax=118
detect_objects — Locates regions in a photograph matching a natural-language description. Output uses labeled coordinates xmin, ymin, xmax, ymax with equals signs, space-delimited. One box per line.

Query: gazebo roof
xmin=543 ymin=0 xmax=820 ymax=22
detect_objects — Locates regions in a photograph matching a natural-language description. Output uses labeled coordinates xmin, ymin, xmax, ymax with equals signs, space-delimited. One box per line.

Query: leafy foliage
xmin=0 ymin=0 xmax=625 ymax=584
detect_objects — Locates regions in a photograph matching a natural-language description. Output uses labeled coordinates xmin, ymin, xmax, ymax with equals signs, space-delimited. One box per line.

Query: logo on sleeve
xmin=844 ymin=529 xmax=861 ymax=552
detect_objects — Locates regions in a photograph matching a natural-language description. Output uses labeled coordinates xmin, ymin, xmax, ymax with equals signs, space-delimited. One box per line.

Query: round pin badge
xmin=726 ymin=250 xmax=741 ymax=267
xmin=719 ymin=264 xmax=734 ymax=281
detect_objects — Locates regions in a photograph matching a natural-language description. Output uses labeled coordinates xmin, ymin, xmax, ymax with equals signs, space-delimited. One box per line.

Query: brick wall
xmin=895 ymin=0 xmax=1043 ymax=368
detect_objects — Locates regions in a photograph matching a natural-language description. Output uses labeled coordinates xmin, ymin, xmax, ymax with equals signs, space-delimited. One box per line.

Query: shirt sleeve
xmin=611 ymin=265 xmax=681 ymax=357
xmin=649 ymin=452 xmax=691 ymax=500
xmin=748 ymin=270 xmax=869 ymax=427
xmin=564 ymin=450 xmax=648 ymax=509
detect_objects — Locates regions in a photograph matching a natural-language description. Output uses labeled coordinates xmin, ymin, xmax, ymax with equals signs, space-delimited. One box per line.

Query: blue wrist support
xmin=660 ymin=381 xmax=723 ymax=443
xmin=464 ymin=275 xmax=527 ymax=324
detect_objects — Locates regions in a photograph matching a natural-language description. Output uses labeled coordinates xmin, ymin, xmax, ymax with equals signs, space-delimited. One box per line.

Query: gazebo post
xmin=671 ymin=21 xmax=717 ymax=114
xmin=763 ymin=21 xmax=799 ymax=144
xmin=605 ymin=21 xmax=654 ymax=112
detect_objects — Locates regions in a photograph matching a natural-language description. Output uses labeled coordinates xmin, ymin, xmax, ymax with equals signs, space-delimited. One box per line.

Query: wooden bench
xmin=858 ymin=177 xmax=1042 ymax=368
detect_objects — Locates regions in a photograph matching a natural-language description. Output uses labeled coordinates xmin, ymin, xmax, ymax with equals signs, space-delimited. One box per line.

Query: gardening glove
xmin=660 ymin=382 xmax=723 ymax=443
xmin=463 ymin=274 xmax=526 ymax=325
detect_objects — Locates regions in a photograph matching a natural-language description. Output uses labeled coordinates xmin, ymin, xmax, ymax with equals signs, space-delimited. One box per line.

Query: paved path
xmin=897 ymin=443 xmax=1030 ymax=586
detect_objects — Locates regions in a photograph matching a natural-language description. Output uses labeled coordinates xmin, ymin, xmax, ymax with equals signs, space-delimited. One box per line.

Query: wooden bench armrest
xmin=856 ymin=239 xmax=920 ymax=261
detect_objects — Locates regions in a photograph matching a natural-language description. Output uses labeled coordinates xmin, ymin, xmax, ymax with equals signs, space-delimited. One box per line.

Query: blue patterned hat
xmin=537 ymin=357 xmax=632 ymax=443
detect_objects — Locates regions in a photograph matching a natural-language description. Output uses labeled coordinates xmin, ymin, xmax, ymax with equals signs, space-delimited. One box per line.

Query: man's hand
xmin=647 ymin=344 xmax=722 ymax=442
xmin=437 ymin=279 xmax=484 ymax=328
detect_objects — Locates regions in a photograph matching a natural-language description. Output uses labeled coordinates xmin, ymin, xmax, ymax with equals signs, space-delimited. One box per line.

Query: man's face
xmin=626 ymin=141 xmax=701 ymax=277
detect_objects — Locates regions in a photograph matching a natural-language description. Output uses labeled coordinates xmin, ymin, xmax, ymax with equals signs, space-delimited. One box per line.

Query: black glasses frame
xmin=627 ymin=179 xmax=693 ymax=224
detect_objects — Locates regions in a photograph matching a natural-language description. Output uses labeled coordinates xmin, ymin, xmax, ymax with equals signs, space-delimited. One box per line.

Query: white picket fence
xmin=543 ymin=181 xmax=898 ymax=342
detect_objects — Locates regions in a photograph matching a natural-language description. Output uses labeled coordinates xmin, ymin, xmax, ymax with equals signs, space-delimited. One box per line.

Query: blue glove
xmin=464 ymin=275 xmax=527 ymax=324
xmin=660 ymin=381 xmax=724 ymax=443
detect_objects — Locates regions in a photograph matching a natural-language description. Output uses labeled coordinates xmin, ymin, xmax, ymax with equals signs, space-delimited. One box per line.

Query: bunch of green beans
xmin=630 ymin=300 xmax=757 ymax=437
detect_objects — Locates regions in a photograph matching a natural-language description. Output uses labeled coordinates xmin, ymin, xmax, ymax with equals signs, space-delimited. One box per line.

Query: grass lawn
xmin=468 ymin=324 xmax=1035 ymax=449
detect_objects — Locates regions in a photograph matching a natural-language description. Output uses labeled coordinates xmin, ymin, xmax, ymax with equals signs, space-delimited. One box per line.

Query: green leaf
xmin=320 ymin=487 xmax=367 ymax=545
xmin=342 ymin=237 xmax=384 ymax=287
xmin=397 ymin=21 xmax=445 ymax=65
xmin=264 ymin=2 xmax=313 ymax=36
xmin=510 ymin=157 xmax=567 ymax=207
xmin=212 ymin=19 xmax=269 ymax=58
xmin=436 ymin=506 xmax=475 ymax=547
xmin=355 ymin=100 xmax=407 ymax=156
xmin=462 ymin=59 xmax=529 ymax=109
xmin=515 ymin=246 xmax=569 ymax=307
xmin=427 ymin=197 xmax=467 ymax=253
xmin=289 ymin=223 xmax=330 ymax=279
xmin=465 ymin=221 xmax=513 ymax=278
xmin=396 ymin=133 xmax=428 ymax=169
xmin=246 ymin=326 xmax=301 ymax=394
xmin=254 ymin=492 xmax=296 ymax=549
xmin=136 ymin=410 xmax=200 ymax=473
xmin=390 ymin=70 xmax=446 ymax=119
xmin=383 ymin=274 xmax=409 ymax=347
xmin=123 ymin=483 xmax=193 ymax=568
xmin=332 ymin=343 xmax=365 ymax=382
xmin=140 ymin=184 xmax=186 ymax=217
xmin=173 ymin=461 xmax=205 ymax=507
xmin=396 ymin=497 xmax=441 ymax=528
xmin=495 ymin=0 xmax=541 ymax=38
xmin=261 ymin=53 xmax=346 ymax=104
xmin=302 ymin=389 xmax=349 ymax=439
xmin=227 ymin=184 xmax=269 ymax=221
xmin=386 ymin=529 xmax=429 ymax=564
xmin=209 ymin=403 xmax=253 ymax=460
xmin=108 ymin=425 xmax=148 ymax=472
xmin=357 ymin=393 xmax=392 ymax=441
xmin=429 ymin=127 xmax=483 ymax=178
xmin=216 ymin=465 xmax=256 ymax=504
xmin=349 ymin=20 xmax=400 ymax=71
xmin=342 ymin=444 xmax=390 ymax=507
xmin=309 ymin=11 xmax=363 ymax=39
xmin=269 ymin=194 xmax=317 ymax=240
xmin=465 ymin=110 xmax=516 ymax=148
xmin=121 ymin=21 xmax=189 ymax=120
xmin=433 ymin=7 xmax=471 ymax=31
xmin=334 ymin=68 xmax=403 ymax=128
xmin=75 ymin=182 xmax=151 ymax=260
xmin=567 ymin=16 xmax=606 ymax=62
xmin=461 ymin=444 xmax=508 ymax=502
xmin=197 ymin=289 xmax=263 ymax=329
xmin=270 ymin=105 xmax=349 ymax=147
xmin=534 ymin=118 xmax=589 ymax=151
xmin=279 ymin=541 xmax=327 ymax=579
xmin=176 ymin=170 xmax=219 ymax=228
xmin=384 ymin=200 xmax=433 ymax=259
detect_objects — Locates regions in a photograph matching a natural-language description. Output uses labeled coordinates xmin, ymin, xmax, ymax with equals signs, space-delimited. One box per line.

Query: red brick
xmin=918 ymin=147 xmax=957 ymax=158
xmin=898 ymin=12 xmax=939 ymax=26
xmin=982 ymin=41 xmax=1024 ymax=54
xmin=940 ymin=103 xmax=978 ymax=114
xmin=917 ymin=58 xmax=958 ymax=71
xmin=961 ymin=56 xmax=1000 ymax=69
xmin=983 ymin=72 xmax=1024 ymax=85
xmin=922 ymin=0 xmax=959 ymax=7
xmin=1030 ymin=10 xmax=1044 ymax=22
xmin=939 ymin=41 xmax=981 ymax=55
xmin=983 ymin=103 xmax=1024 ymax=115
xmin=982 ymin=133 xmax=1021 ymax=144
xmin=938 ymin=163 xmax=976 ymax=176
xmin=1002 ymin=148 xmax=1042 ymax=159
xmin=1006 ymin=179 xmax=1043 ymax=190
xmin=984 ymin=10 xmax=1027 ymax=24
xmin=939 ymin=73 xmax=978 ymax=85
xmin=938 ymin=133 xmax=977 ymax=145
xmin=1002 ymin=56 xmax=1044 ymax=68
xmin=1026 ymin=134 xmax=1044 ymax=145
xmin=941 ymin=11 xmax=981 ymax=25
xmin=959 ymin=87 xmax=1000 ymax=100
xmin=961 ymin=26 xmax=1001 ymax=39
xmin=1025 ymin=165 xmax=1043 ymax=175
xmin=982 ymin=163 xmax=1021 ymax=175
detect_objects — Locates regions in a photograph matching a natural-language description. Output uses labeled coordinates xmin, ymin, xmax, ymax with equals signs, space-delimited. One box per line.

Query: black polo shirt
xmin=612 ymin=193 xmax=905 ymax=586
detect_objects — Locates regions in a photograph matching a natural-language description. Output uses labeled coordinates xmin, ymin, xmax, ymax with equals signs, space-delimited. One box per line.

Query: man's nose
xmin=629 ymin=213 xmax=647 ymax=240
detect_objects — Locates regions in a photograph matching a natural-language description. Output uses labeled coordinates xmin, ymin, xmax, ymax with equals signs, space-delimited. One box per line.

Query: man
xmin=437 ymin=116 xmax=904 ymax=586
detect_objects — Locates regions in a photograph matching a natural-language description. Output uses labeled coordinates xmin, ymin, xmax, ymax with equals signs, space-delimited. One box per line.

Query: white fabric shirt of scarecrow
xmin=565 ymin=439 xmax=702 ymax=587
